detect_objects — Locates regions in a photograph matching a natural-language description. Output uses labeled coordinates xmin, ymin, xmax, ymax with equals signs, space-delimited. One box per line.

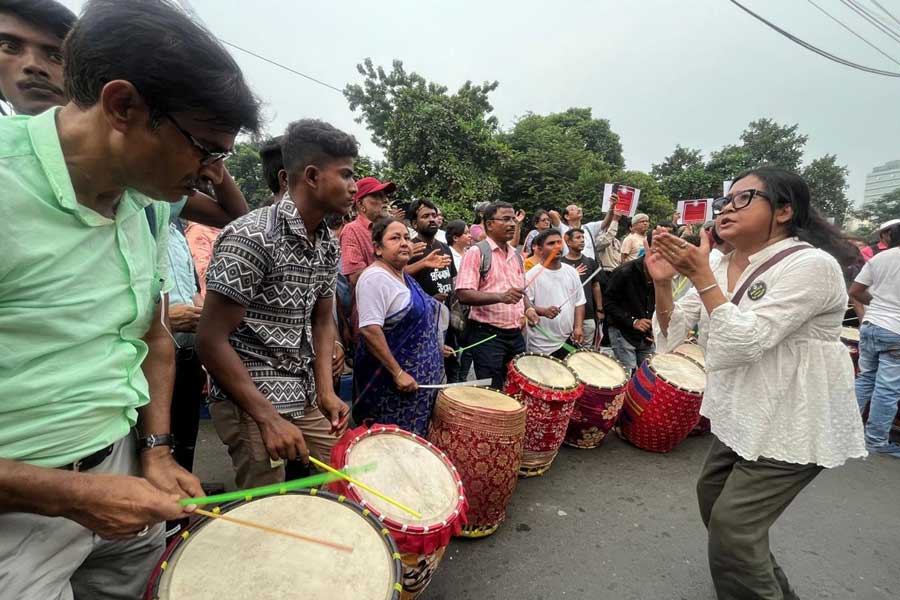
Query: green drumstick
xmin=178 ymin=463 xmax=376 ymax=506
xmin=531 ymin=323 xmax=579 ymax=354
xmin=452 ymin=334 xmax=497 ymax=355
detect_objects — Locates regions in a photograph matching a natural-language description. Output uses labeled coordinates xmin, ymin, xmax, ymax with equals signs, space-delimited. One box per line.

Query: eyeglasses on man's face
xmin=164 ymin=113 xmax=233 ymax=166
xmin=713 ymin=189 xmax=771 ymax=215
xmin=488 ymin=216 xmax=517 ymax=223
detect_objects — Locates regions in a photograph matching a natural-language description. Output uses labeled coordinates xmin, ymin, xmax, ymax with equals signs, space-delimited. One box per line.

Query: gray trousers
xmin=697 ymin=436 xmax=823 ymax=600
xmin=0 ymin=432 xmax=165 ymax=600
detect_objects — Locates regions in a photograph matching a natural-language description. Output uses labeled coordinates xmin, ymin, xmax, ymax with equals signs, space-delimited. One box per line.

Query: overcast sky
xmin=63 ymin=0 xmax=900 ymax=204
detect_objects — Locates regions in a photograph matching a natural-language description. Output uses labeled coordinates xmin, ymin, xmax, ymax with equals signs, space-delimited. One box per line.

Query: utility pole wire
xmin=806 ymin=0 xmax=900 ymax=67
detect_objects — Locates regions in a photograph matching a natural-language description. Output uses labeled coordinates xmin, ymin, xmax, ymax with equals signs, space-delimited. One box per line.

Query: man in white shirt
xmin=850 ymin=223 xmax=900 ymax=457
xmin=550 ymin=203 xmax=605 ymax=260
xmin=620 ymin=213 xmax=649 ymax=263
xmin=525 ymin=229 xmax=586 ymax=359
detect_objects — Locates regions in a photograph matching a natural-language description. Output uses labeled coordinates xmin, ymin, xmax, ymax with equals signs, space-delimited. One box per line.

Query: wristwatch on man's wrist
xmin=139 ymin=433 xmax=175 ymax=451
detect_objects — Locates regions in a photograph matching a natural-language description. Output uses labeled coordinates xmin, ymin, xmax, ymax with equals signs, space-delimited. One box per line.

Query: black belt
xmin=58 ymin=444 xmax=114 ymax=472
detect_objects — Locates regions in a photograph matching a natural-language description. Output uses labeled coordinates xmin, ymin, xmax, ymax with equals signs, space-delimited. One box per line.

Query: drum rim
xmin=339 ymin=425 xmax=467 ymax=535
xmin=510 ymin=352 xmax=581 ymax=391
xmin=438 ymin=385 xmax=526 ymax=414
xmin=144 ymin=489 xmax=403 ymax=600
xmin=564 ymin=350 xmax=629 ymax=390
xmin=645 ymin=353 xmax=706 ymax=395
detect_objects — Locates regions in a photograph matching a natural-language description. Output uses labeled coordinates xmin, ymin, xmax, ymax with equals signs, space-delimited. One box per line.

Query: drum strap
xmin=730 ymin=244 xmax=813 ymax=305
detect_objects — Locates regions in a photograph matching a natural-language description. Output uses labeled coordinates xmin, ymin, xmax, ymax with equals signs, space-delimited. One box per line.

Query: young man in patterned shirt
xmin=197 ymin=119 xmax=355 ymax=487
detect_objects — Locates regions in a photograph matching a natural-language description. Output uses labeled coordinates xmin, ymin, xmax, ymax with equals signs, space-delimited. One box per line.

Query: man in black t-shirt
xmin=405 ymin=199 xmax=457 ymax=378
xmin=561 ymin=228 xmax=603 ymax=347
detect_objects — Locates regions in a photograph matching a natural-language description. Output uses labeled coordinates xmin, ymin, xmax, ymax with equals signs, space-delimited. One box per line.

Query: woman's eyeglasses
xmin=712 ymin=189 xmax=771 ymax=215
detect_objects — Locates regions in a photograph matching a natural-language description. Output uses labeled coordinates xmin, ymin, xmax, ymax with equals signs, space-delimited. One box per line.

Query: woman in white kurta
xmin=648 ymin=167 xmax=865 ymax=600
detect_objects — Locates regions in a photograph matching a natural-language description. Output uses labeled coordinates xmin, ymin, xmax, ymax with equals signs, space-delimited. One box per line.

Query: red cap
xmin=354 ymin=177 xmax=396 ymax=201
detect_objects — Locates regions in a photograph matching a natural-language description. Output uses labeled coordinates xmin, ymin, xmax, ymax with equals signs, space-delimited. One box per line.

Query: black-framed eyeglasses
xmin=164 ymin=114 xmax=233 ymax=166
xmin=713 ymin=189 xmax=771 ymax=215
xmin=487 ymin=216 xmax=517 ymax=223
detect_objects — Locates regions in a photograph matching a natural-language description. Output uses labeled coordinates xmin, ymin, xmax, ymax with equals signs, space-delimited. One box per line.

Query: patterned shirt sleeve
xmin=318 ymin=239 xmax=339 ymax=298
xmin=205 ymin=227 xmax=270 ymax=306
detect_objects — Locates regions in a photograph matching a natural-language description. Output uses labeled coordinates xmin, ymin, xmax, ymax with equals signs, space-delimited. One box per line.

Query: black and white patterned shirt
xmin=205 ymin=194 xmax=339 ymax=416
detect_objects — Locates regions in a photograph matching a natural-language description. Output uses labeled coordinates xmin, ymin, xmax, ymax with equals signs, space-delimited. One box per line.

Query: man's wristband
xmin=139 ymin=433 xmax=175 ymax=451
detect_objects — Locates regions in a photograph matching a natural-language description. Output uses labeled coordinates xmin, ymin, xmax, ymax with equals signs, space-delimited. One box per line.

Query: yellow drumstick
xmin=308 ymin=456 xmax=423 ymax=519
xmin=193 ymin=508 xmax=353 ymax=553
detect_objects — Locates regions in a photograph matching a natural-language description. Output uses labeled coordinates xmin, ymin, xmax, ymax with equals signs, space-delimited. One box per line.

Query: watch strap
xmin=139 ymin=433 xmax=176 ymax=450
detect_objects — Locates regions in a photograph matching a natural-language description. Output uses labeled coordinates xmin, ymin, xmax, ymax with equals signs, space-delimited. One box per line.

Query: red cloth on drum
xmin=330 ymin=424 xmax=468 ymax=556
xmin=565 ymin=387 xmax=625 ymax=448
xmin=428 ymin=412 xmax=523 ymax=529
xmin=504 ymin=366 xmax=582 ymax=454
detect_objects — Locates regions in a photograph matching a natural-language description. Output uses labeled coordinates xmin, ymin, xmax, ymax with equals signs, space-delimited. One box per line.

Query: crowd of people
xmin=0 ymin=1 xmax=898 ymax=600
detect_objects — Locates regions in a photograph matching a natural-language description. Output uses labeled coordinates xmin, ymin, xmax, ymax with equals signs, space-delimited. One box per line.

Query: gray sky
xmin=63 ymin=0 xmax=900 ymax=204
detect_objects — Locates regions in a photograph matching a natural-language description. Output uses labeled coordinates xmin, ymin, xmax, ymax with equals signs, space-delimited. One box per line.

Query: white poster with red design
xmin=601 ymin=183 xmax=641 ymax=217
xmin=676 ymin=198 xmax=714 ymax=225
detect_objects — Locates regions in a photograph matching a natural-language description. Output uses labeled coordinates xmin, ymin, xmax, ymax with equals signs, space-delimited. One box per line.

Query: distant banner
xmin=676 ymin=198 xmax=714 ymax=225
xmin=601 ymin=183 xmax=641 ymax=217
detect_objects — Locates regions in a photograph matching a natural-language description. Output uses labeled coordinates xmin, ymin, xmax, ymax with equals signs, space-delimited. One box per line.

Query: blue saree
xmin=352 ymin=272 xmax=444 ymax=436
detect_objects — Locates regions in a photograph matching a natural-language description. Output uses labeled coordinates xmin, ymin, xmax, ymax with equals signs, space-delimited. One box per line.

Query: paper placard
xmin=601 ymin=183 xmax=641 ymax=217
xmin=676 ymin=198 xmax=714 ymax=225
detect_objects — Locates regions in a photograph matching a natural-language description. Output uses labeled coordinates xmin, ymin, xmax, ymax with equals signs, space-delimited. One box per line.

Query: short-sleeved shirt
xmin=205 ymin=193 xmax=338 ymax=416
xmin=855 ymin=247 xmax=900 ymax=335
xmin=408 ymin=237 xmax=456 ymax=298
xmin=0 ymin=109 xmax=171 ymax=467
xmin=561 ymin=255 xmax=598 ymax=316
xmin=356 ymin=265 xmax=411 ymax=328
xmin=524 ymin=264 xmax=585 ymax=354
xmin=620 ymin=232 xmax=645 ymax=262
xmin=340 ymin=213 xmax=375 ymax=276
xmin=455 ymin=237 xmax=526 ymax=329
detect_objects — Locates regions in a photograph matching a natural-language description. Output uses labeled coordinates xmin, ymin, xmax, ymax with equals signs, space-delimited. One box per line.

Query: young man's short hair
xmin=281 ymin=119 xmax=358 ymax=180
xmin=0 ymin=0 xmax=76 ymax=40
xmin=63 ymin=0 xmax=260 ymax=133
xmin=406 ymin=198 xmax=438 ymax=223
xmin=534 ymin=227 xmax=561 ymax=248
xmin=564 ymin=227 xmax=584 ymax=241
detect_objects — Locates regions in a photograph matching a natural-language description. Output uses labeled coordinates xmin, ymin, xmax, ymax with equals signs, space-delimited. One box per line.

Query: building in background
xmin=864 ymin=160 xmax=900 ymax=205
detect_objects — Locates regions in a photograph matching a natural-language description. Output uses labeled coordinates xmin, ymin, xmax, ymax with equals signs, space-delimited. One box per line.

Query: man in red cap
xmin=340 ymin=176 xmax=396 ymax=285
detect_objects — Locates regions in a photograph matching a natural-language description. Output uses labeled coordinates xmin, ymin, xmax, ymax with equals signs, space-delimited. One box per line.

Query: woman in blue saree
xmin=353 ymin=218 xmax=446 ymax=436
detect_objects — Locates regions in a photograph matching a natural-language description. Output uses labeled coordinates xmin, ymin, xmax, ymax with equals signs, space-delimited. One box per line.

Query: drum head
xmin=649 ymin=353 xmax=706 ymax=393
xmin=346 ymin=431 xmax=460 ymax=527
xmin=841 ymin=327 xmax=860 ymax=343
xmin=442 ymin=386 xmax=521 ymax=411
xmin=513 ymin=354 xmax=578 ymax=389
xmin=565 ymin=351 xmax=628 ymax=389
xmin=157 ymin=494 xmax=397 ymax=600
xmin=673 ymin=343 xmax=705 ymax=369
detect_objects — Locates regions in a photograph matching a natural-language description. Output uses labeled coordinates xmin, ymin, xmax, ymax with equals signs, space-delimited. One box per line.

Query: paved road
xmin=193 ymin=422 xmax=900 ymax=600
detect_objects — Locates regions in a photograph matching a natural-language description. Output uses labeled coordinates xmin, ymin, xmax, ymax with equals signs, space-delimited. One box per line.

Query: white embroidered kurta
xmin=653 ymin=238 xmax=866 ymax=468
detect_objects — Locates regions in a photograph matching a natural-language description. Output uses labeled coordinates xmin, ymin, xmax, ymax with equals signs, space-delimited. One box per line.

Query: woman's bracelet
xmin=393 ymin=368 xmax=405 ymax=378
xmin=697 ymin=283 xmax=718 ymax=296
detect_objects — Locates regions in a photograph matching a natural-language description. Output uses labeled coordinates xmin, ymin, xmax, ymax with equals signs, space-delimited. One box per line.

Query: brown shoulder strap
xmin=731 ymin=244 xmax=813 ymax=305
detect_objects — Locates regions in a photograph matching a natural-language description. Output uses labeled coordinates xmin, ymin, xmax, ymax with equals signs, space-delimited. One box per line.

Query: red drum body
xmin=620 ymin=354 xmax=706 ymax=453
xmin=841 ymin=326 xmax=860 ymax=375
xmin=504 ymin=354 xmax=582 ymax=477
xmin=563 ymin=351 xmax=628 ymax=449
xmin=428 ymin=386 xmax=525 ymax=538
xmin=331 ymin=425 xmax=468 ymax=599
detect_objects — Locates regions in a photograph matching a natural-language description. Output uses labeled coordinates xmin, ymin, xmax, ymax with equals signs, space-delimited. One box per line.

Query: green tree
xmin=652 ymin=146 xmax=721 ymax=201
xmin=228 ymin=141 xmax=268 ymax=209
xmin=801 ymin=155 xmax=850 ymax=226
xmin=651 ymin=145 xmax=704 ymax=179
xmin=345 ymin=59 xmax=508 ymax=210
xmin=545 ymin=107 xmax=624 ymax=168
xmin=855 ymin=188 xmax=900 ymax=228
xmin=739 ymin=118 xmax=807 ymax=172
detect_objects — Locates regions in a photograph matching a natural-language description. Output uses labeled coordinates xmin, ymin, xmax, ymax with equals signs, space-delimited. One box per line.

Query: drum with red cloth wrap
xmin=620 ymin=353 xmax=706 ymax=452
xmin=563 ymin=351 xmax=628 ymax=449
xmin=428 ymin=386 xmax=525 ymax=538
xmin=841 ymin=326 xmax=860 ymax=375
xmin=673 ymin=343 xmax=710 ymax=436
xmin=331 ymin=424 xmax=467 ymax=599
xmin=144 ymin=490 xmax=403 ymax=600
xmin=504 ymin=353 xmax=582 ymax=477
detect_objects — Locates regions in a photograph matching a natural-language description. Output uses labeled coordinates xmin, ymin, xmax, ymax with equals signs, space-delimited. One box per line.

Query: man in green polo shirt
xmin=0 ymin=1 xmax=261 ymax=598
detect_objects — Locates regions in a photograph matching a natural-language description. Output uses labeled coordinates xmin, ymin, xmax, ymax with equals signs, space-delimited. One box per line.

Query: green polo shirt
xmin=0 ymin=109 xmax=172 ymax=467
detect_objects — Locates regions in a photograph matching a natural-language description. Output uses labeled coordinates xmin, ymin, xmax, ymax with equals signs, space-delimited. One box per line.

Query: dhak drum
xmin=331 ymin=425 xmax=467 ymax=599
xmin=504 ymin=353 xmax=582 ymax=477
xmin=620 ymin=353 xmax=706 ymax=453
xmin=673 ymin=342 xmax=705 ymax=370
xmin=428 ymin=386 xmax=526 ymax=538
xmin=145 ymin=490 xmax=402 ymax=600
xmin=841 ymin=326 xmax=860 ymax=375
xmin=563 ymin=351 xmax=628 ymax=449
